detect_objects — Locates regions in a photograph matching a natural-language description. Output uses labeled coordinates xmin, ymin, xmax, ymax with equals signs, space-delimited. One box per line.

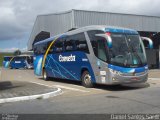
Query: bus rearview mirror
xmin=95 ymin=34 xmax=112 ymax=48
xmin=141 ymin=37 xmax=153 ymax=49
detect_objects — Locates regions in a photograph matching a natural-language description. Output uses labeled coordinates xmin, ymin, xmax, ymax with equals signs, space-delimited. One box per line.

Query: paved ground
xmin=148 ymin=69 xmax=160 ymax=78
xmin=0 ymin=80 xmax=58 ymax=98
xmin=0 ymin=68 xmax=160 ymax=114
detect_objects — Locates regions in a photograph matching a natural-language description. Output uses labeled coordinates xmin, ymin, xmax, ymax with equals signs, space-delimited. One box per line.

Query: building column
xmin=159 ymin=45 xmax=160 ymax=69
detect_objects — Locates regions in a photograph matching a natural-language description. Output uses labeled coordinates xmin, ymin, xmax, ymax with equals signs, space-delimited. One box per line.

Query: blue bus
xmin=33 ymin=26 xmax=153 ymax=87
xmin=3 ymin=56 xmax=13 ymax=68
xmin=9 ymin=55 xmax=33 ymax=69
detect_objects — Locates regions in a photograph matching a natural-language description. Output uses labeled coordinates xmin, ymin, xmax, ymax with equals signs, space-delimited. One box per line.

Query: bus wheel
xmin=43 ymin=69 xmax=49 ymax=81
xmin=81 ymin=71 xmax=93 ymax=88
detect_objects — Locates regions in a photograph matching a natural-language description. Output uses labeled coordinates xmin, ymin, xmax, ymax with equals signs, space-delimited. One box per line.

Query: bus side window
xmin=34 ymin=42 xmax=48 ymax=55
xmin=47 ymin=41 xmax=53 ymax=54
xmin=33 ymin=46 xmax=37 ymax=55
xmin=74 ymin=33 xmax=89 ymax=53
xmin=40 ymin=43 xmax=47 ymax=54
xmin=52 ymin=38 xmax=65 ymax=53
xmin=65 ymin=36 xmax=74 ymax=52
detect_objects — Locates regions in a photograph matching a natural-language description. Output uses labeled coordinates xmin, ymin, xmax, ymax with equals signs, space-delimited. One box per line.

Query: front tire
xmin=43 ymin=69 xmax=49 ymax=81
xmin=81 ymin=71 xmax=93 ymax=88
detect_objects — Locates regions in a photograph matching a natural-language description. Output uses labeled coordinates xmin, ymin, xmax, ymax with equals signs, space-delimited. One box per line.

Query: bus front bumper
xmin=108 ymin=70 xmax=148 ymax=85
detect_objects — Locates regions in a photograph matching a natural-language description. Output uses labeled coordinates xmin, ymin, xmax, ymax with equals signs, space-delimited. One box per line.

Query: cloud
xmin=0 ymin=0 xmax=160 ymax=50
xmin=0 ymin=47 xmax=27 ymax=53
xmin=21 ymin=46 xmax=27 ymax=52
xmin=0 ymin=47 xmax=18 ymax=52
xmin=91 ymin=0 xmax=160 ymax=16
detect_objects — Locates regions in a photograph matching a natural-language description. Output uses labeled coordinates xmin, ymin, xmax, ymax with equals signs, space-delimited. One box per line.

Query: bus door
xmin=95 ymin=33 xmax=112 ymax=84
xmin=95 ymin=36 xmax=109 ymax=84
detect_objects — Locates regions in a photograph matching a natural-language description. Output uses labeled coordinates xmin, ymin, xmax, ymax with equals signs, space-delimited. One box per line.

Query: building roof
xmin=28 ymin=9 xmax=160 ymax=50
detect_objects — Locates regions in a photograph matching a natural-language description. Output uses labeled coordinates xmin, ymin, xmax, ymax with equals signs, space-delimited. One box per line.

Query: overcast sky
xmin=0 ymin=0 xmax=160 ymax=52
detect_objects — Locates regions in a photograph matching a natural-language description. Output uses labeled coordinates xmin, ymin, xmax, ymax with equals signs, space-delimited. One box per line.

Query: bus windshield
xmin=109 ymin=33 xmax=147 ymax=67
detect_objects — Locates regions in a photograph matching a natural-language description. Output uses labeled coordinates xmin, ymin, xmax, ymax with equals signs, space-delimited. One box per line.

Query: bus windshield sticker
xmin=100 ymin=71 xmax=106 ymax=76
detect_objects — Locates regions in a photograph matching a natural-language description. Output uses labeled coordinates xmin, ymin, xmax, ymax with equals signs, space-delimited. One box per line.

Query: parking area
xmin=0 ymin=68 xmax=160 ymax=98
xmin=0 ymin=68 xmax=160 ymax=114
xmin=1 ymin=68 xmax=158 ymax=98
xmin=0 ymin=68 xmax=112 ymax=98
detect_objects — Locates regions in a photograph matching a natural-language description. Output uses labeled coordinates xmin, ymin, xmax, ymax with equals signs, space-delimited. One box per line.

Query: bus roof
xmin=66 ymin=25 xmax=138 ymax=35
xmin=18 ymin=54 xmax=33 ymax=57
xmin=34 ymin=25 xmax=138 ymax=45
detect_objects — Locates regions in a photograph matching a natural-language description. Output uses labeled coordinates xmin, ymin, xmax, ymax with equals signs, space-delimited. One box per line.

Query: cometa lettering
xmin=59 ymin=54 xmax=76 ymax=62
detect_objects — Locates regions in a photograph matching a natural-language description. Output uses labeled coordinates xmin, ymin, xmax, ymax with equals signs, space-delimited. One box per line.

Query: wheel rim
xmin=84 ymin=74 xmax=91 ymax=85
xmin=43 ymin=70 xmax=47 ymax=79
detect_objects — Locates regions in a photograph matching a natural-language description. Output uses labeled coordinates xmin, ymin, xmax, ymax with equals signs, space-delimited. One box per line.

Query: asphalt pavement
xmin=0 ymin=68 xmax=160 ymax=115
xmin=0 ymin=68 xmax=62 ymax=104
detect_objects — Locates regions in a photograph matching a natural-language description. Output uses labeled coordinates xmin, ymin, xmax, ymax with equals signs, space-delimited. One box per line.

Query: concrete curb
xmin=149 ymin=78 xmax=160 ymax=80
xmin=0 ymin=88 xmax=62 ymax=104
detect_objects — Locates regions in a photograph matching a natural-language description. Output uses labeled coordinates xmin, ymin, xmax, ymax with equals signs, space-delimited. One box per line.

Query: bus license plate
xmin=131 ymin=77 xmax=139 ymax=80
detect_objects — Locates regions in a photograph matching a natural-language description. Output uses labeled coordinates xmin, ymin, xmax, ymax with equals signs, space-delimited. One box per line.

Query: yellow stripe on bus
xmin=42 ymin=37 xmax=59 ymax=69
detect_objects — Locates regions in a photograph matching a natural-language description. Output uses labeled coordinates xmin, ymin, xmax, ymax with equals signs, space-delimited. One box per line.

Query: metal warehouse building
xmin=28 ymin=9 xmax=160 ymax=68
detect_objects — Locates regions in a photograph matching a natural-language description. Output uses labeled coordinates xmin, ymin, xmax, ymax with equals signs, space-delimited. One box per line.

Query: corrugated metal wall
xmin=28 ymin=11 xmax=74 ymax=50
xmin=28 ymin=9 xmax=160 ymax=50
xmin=73 ymin=10 xmax=160 ymax=32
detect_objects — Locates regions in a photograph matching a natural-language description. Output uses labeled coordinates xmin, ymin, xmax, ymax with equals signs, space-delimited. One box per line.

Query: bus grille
xmin=121 ymin=71 xmax=146 ymax=76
